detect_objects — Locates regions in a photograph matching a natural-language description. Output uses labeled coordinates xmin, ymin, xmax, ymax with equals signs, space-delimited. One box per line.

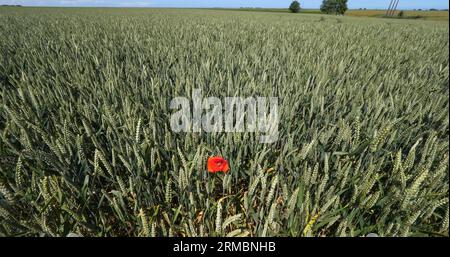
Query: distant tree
xmin=320 ymin=0 xmax=348 ymax=15
xmin=289 ymin=1 xmax=301 ymax=13
xmin=337 ymin=0 xmax=348 ymax=14
xmin=398 ymin=10 xmax=405 ymax=18
xmin=320 ymin=0 xmax=331 ymax=14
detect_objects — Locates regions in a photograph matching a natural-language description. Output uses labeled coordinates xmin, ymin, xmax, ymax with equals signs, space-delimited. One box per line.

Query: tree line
xmin=289 ymin=0 xmax=348 ymax=15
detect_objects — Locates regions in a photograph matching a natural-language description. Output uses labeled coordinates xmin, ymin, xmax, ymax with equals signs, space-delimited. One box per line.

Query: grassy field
xmin=0 ymin=7 xmax=449 ymax=237
xmin=346 ymin=9 xmax=449 ymax=21
xmin=209 ymin=8 xmax=449 ymax=21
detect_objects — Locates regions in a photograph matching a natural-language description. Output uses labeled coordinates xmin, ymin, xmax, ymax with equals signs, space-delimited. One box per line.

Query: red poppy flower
xmin=207 ymin=156 xmax=229 ymax=173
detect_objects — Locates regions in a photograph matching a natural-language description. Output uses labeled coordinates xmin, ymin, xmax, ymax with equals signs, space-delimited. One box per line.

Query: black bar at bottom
xmin=0 ymin=237 xmax=447 ymax=257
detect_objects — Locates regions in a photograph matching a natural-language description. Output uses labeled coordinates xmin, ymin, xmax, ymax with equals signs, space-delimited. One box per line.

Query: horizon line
xmin=1 ymin=5 xmax=448 ymax=10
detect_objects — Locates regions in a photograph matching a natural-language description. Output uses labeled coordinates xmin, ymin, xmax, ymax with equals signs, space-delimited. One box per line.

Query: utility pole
xmin=386 ymin=0 xmax=400 ymax=17
xmin=385 ymin=0 xmax=395 ymax=16
xmin=390 ymin=0 xmax=400 ymax=16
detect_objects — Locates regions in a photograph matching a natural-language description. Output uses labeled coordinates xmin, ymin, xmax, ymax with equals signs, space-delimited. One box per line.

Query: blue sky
xmin=1 ymin=0 xmax=448 ymax=9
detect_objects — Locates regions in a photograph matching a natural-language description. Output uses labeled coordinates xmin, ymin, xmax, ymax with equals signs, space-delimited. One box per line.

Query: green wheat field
xmin=0 ymin=7 xmax=448 ymax=237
